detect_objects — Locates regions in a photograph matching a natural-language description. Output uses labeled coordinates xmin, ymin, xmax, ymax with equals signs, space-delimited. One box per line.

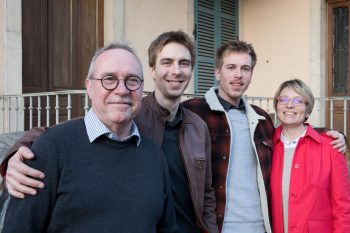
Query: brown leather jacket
xmin=135 ymin=93 xmax=218 ymax=233
xmin=1 ymin=126 xmax=47 ymax=177
xmin=1 ymin=93 xmax=218 ymax=233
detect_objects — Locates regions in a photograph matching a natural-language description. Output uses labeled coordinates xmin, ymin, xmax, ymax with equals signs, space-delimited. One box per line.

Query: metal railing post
xmin=0 ymin=97 xmax=4 ymax=133
xmin=84 ymin=93 xmax=89 ymax=114
xmin=14 ymin=97 xmax=19 ymax=131
xmin=55 ymin=94 xmax=59 ymax=124
xmin=1 ymin=91 xmax=349 ymax=135
xmin=29 ymin=97 xmax=33 ymax=129
xmin=37 ymin=96 xmax=42 ymax=127
xmin=67 ymin=93 xmax=72 ymax=120
xmin=46 ymin=95 xmax=50 ymax=127
xmin=6 ymin=97 xmax=11 ymax=132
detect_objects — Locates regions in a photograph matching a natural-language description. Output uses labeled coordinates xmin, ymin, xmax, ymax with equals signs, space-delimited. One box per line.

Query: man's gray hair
xmin=86 ymin=43 xmax=141 ymax=80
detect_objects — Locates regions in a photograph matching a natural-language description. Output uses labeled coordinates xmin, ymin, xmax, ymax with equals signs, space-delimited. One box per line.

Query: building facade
xmin=0 ymin=0 xmax=349 ymax=135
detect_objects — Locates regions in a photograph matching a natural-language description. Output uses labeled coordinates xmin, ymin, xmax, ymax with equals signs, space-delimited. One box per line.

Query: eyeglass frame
xmin=276 ymin=96 xmax=307 ymax=106
xmin=89 ymin=75 xmax=144 ymax=91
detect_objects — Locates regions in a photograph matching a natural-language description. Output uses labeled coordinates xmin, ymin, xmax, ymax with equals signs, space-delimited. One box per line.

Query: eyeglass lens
xmin=277 ymin=96 xmax=305 ymax=105
xmin=101 ymin=75 xmax=142 ymax=91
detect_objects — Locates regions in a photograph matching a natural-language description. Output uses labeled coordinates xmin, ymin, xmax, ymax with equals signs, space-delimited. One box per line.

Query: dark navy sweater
xmin=2 ymin=118 xmax=178 ymax=233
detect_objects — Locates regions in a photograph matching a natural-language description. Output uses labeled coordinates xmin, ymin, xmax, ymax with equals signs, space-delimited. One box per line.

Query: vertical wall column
xmin=310 ymin=0 xmax=326 ymax=126
xmin=5 ymin=0 xmax=22 ymax=95
xmin=104 ymin=0 xmax=125 ymax=44
xmin=0 ymin=0 xmax=24 ymax=133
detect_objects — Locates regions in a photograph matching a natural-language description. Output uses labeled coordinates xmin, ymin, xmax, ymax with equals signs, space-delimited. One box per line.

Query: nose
xmin=233 ymin=68 xmax=242 ymax=78
xmin=286 ymin=99 xmax=295 ymax=108
xmin=112 ymin=79 xmax=129 ymax=95
xmin=171 ymin=63 xmax=181 ymax=75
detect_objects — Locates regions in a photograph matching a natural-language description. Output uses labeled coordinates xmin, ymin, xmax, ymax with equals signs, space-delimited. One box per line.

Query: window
xmin=194 ymin=0 xmax=238 ymax=95
xmin=332 ymin=6 xmax=349 ymax=94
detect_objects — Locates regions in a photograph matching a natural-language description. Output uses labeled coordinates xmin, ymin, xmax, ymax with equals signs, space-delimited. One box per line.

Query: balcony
xmin=0 ymin=90 xmax=349 ymax=137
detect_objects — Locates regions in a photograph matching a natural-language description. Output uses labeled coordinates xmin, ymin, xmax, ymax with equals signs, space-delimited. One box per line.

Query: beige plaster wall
xmin=104 ymin=0 xmax=126 ymax=43
xmin=1 ymin=1 xmax=326 ymax=116
xmin=6 ymin=0 xmax=22 ymax=95
xmin=240 ymin=0 xmax=311 ymax=97
xmin=0 ymin=1 xmax=5 ymax=95
xmin=239 ymin=0 xmax=325 ymax=125
xmin=1 ymin=0 xmax=195 ymax=95
xmin=105 ymin=0 xmax=195 ymax=93
xmin=0 ymin=0 xmax=22 ymax=96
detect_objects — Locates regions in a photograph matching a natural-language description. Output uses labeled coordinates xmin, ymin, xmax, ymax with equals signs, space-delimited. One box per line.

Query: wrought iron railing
xmin=0 ymin=90 xmax=349 ymax=136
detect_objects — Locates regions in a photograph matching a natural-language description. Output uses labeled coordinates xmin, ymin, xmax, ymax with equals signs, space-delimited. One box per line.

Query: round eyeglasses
xmin=90 ymin=75 xmax=143 ymax=91
xmin=276 ymin=96 xmax=307 ymax=106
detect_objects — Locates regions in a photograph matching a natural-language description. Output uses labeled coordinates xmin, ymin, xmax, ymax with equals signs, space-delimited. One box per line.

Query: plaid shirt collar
xmin=84 ymin=108 xmax=141 ymax=146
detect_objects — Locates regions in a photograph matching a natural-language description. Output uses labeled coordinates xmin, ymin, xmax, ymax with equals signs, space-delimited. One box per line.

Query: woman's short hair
xmin=273 ymin=79 xmax=315 ymax=120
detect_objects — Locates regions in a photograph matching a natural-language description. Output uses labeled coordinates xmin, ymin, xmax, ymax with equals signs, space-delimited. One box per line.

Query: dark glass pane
xmin=333 ymin=6 xmax=349 ymax=94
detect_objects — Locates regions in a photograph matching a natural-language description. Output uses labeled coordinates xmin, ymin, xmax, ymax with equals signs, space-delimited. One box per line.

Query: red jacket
xmin=271 ymin=124 xmax=350 ymax=233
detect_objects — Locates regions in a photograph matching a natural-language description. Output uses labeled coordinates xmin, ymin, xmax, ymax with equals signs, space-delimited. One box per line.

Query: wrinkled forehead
xmin=94 ymin=49 xmax=143 ymax=76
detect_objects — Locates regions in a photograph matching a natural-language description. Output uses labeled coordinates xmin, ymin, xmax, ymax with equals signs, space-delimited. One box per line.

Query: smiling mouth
xmin=229 ymin=83 xmax=244 ymax=90
xmin=230 ymin=82 xmax=243 ymax=86
xmin=283 ymin=111 xmax=296 ymax=115
xmin=167 ymin=80 xmax=184 ymax=84
xmin=108 ymin=101 xmax=131 ymax=105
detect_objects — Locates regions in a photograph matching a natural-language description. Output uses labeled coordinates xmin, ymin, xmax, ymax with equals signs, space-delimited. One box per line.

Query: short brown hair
xmin=148 ymin=30 xmax=195 ymax=68
xmin=215 ymin=40 xmax=257 ymax=70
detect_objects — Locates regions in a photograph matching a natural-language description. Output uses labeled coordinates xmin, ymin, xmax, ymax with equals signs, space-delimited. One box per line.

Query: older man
xmin=1 ymin=43 xmax=178 ymax=233
xmin=1 ymin=31 xmax=218 ymax=233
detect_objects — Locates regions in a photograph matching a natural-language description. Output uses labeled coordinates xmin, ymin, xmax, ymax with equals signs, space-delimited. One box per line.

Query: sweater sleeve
xmin=1 ymin=130 xmax=59 ymax=233
xmin=330 ymin=148 xmax=350 ymax=233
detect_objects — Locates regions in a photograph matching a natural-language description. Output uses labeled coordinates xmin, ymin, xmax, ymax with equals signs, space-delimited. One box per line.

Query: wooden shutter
xmin=220 ymin=0 xmax=239 ymax=44
xmin=194 ymin=0 xmax=238 ymax=95
xmin=22 ymin=0 xmax=104 ymax=128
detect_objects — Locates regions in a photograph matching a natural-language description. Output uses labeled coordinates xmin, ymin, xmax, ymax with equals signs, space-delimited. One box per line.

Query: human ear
xmin=215 ymin=69 xmax=221 ymax=82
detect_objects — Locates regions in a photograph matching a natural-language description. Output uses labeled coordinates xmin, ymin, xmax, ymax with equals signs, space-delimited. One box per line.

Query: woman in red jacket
xmin=270 ymin=79 xmax=350 ymax=233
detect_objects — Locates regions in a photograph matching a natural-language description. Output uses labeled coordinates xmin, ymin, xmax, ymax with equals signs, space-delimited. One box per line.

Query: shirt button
xmin=222 ymin=156 xmax=227 ymax=160
xmin=219 ymin=185 xmax=224 ymax=189
xmin=225 ymin=129 xmax=229 ymax=133
xmin=291 ymin=192 xmax=297 ymax=198
xmin=218 ymin=214 xmax=223 ymax=218
xmin=294 ymin=163 xmax=300 ymax=169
